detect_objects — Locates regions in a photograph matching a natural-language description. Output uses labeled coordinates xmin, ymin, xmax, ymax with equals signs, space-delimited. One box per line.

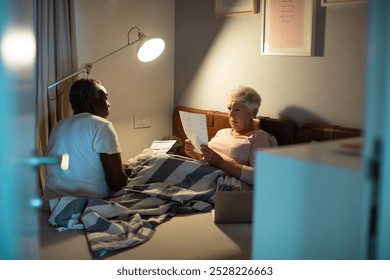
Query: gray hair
xmin=227 ymin=86 xmax=262 ymax=116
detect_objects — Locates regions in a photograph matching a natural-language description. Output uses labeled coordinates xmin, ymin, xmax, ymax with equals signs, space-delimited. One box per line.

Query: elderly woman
xmin=185 ymin=86 xmax=277 ymax=185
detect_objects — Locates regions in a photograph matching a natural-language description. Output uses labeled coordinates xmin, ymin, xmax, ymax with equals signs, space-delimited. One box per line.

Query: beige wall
xmin=174 ymin=0 xmax=367 ymax=128
xmin=73 ymin=0 xmax=175 ymax=160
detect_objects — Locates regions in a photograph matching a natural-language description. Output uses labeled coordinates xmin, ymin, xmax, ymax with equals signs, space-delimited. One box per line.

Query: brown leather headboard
xmin=172 ymin=106 xmax=297 ymax=149
xmin=294 ymin=123 xmax=362 ymax=143
xmin=258 ymin=116 xmax=296 ymax=146
xmin=172 ymin=106 xmax=363 ymax=153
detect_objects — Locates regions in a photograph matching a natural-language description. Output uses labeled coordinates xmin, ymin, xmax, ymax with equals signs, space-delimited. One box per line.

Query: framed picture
xmin=321 ymin=0 xmax=366 ymax=6
xmin=214 ymin=0 xmax=257 ymax=17
xmin=261 ymin=0 xmax=316 ymax=56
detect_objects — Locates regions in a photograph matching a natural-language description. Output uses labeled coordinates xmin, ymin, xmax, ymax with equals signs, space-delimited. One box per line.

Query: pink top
xmin=208 ymin=128 xmax=277 ymax=184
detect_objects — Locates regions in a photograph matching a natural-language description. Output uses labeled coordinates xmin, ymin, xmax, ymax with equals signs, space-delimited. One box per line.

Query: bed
xmin=39 ymin=106 xmax=362 ymax=260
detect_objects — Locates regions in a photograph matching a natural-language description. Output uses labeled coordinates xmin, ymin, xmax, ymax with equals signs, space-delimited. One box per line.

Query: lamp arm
xmin=47 ymin=38 xmax=140 ymax=90
xmin=88 ymin=39 xmax=139 ymax=66
xmin=47 ymin=68 xmax=87 ymax=90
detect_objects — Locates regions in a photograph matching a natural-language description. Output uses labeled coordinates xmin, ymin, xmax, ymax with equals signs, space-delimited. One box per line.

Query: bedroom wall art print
xmin=261 ymin=0 xmax=316 ymax=56
xmin=214 ymin=0 xmax=257 ymax=16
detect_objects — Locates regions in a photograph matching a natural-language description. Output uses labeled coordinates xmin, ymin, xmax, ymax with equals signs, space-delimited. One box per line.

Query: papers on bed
xmin=179 ymin=111 xmax=209 ymax=153
xmin=150 ymin=140 xmax=177 ymax=154
xmin=127 ymin=140 xmax=177 ymax=167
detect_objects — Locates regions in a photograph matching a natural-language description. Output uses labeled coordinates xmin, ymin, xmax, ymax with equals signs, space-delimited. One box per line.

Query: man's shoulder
xmin=78 ymin=112 xmax=109 ymax=121
xmin=69 ymin=113 xmax=111 ymax=125
xmin=53 ymin=113 xmax=112 ymax=132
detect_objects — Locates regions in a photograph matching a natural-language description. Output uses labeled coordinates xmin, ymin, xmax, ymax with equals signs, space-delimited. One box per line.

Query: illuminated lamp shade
xmin=137 ymin=36 xmax=165 ymax=62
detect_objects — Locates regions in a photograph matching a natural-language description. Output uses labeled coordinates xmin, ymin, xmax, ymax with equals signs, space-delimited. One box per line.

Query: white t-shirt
xmin=43 ymin=113 xmax=121 ymax=199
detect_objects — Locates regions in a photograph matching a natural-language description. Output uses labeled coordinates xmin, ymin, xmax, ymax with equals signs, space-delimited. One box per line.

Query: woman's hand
xmin=200 ymin=145 xmax=243 ymax=180
xmin=200 ymin=144 xmax=223 ymax=167
xmin=184 ymin=139 xmax=202 ymax=160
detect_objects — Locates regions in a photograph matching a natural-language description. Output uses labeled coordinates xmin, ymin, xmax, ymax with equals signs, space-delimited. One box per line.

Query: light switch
xmin=133 ymin=116 xmax=151 ymax=129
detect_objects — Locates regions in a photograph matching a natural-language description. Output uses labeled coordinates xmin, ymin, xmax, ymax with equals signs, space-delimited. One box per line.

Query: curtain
xmin=35 ymin=0 xmax=77 ymax=192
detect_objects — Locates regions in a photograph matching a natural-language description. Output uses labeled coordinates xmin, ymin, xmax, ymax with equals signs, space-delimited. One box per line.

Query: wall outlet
xmin=133 ymin=116 xmax=151 ymax=129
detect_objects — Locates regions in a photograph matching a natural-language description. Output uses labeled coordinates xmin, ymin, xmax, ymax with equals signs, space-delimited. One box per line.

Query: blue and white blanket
xmin=47 ymin=154 xmax=242 ymax=257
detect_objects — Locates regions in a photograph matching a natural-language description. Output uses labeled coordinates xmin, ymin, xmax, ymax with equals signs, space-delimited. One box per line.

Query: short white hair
xmin=228 ymin=86 xmax=261 ymax=116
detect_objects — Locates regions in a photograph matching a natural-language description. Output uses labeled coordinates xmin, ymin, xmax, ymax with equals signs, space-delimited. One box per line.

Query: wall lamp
xmin=47 ymin=26 xmax=165 ymax=90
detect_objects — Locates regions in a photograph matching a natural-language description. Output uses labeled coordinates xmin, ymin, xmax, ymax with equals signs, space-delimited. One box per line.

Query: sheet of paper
xmin=179 ymin=111 xmax=208 ymax=153
xmin=150 ymin=140 xmax=177 ymax=154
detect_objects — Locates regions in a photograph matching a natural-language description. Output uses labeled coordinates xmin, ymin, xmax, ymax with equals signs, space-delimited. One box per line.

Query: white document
xmin=150 ymin=140 xmax=177 ymax=154
xmin=179 ymin=111 xmax=209 ymax=153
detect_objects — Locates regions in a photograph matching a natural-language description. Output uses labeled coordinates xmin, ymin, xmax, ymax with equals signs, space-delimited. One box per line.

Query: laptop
xmin=212 ymin=191 xmax=253 ymax=224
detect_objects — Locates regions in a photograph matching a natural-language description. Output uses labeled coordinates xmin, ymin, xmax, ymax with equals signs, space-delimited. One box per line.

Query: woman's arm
xmin=200 ymin=144 xmax=244 ymax=179
xmin=100 ymin=153 xmax=129 ymax=192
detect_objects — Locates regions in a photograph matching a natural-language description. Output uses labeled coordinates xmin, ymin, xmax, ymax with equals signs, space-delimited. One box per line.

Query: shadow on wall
xmin=314 ymin=0 xmax=326 ymax=57
xmin=279 ymin=106 xmax=328 ymax=125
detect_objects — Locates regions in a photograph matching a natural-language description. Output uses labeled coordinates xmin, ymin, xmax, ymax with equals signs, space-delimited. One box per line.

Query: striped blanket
xmin=47 ymin=154 xmax=242 ymax=257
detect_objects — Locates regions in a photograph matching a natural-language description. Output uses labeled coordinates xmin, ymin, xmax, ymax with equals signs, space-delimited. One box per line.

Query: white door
xmin=0 ymin=0 xmax=38 ymax=259
xmin=362 ymin=0 xmax=390 ymax=260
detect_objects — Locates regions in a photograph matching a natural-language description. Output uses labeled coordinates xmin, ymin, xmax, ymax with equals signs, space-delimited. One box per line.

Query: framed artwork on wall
xmin=214 ymin=0 xmax=257 ymax=17
xmin=321 ymin=0 xmax=367 ymax=6
xmin=261 ymin=0 xmax=316 ymax=56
